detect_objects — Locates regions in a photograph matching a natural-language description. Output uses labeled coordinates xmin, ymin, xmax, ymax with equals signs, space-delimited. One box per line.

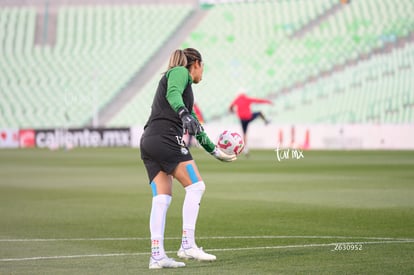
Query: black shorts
xmin=140 ymin=134 xmax=193 ymax=183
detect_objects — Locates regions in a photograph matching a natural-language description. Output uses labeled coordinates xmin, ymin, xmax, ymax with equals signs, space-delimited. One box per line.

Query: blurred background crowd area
xmin=1 ymin=0 xmax=413 ymax=129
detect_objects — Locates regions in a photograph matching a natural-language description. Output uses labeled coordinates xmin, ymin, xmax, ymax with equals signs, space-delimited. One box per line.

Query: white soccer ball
xmin=217 ymin=130 xmax=245 ymax=156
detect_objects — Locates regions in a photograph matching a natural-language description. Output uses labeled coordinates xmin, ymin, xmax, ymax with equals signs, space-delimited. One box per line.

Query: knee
xmin=185 ymin=181 xmax=206 ymax=192
xmin=195 ymin=181 xmax=206 ymax=191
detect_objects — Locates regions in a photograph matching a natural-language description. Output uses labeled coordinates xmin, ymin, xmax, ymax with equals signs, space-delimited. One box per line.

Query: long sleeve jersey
xmin=144 ymin=66 xmax=215 ymax=153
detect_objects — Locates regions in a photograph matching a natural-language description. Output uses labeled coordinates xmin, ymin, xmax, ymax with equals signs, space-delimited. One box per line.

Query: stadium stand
xmin=109 ymin=0 xmax=414 ymax=126
xmin=1 ymin=0 xmax=413 ymax=128
xmin=266 ymin=44 xmax=414 ymax=124
xmin=109 ymin=0 xmax=340 ymax=126
xmin=0 ymin=3 xmax=193 ymax=128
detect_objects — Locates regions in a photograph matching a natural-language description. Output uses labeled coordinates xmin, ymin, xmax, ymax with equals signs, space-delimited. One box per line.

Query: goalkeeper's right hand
xmin=178 ymin=107 xmax=203 ymax=136
xmin=210 ymin=147 xmax=237 ymax=162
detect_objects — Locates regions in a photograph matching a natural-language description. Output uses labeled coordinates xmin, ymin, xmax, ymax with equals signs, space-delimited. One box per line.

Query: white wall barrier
xmin=1 ymin=124 xmax=413 ymax=150
xmin=197 ymin=123 xmax=414 ymax=150
xmin=0 ymin=128 xmax=19 ymax=148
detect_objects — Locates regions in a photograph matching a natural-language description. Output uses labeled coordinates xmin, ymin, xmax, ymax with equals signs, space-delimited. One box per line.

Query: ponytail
xmin=166 ymin=48 xmax=202 ymax=71
xmin=167 ymin=49 xmax=187 ymax=71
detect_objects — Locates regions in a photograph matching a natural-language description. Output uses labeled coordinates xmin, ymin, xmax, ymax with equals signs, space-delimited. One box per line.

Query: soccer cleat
xmin=149 ymin=257 xmax=186 ymax=269
xmin=177 ymin=246 xmax=217 ymax=261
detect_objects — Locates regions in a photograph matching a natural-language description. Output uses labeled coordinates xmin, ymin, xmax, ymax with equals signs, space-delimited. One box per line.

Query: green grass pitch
xmin=0 ymin=148 xmax=413 ymax=274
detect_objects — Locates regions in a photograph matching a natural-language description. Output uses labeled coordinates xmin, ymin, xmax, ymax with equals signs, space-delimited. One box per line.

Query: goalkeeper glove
xmin=178 ymin=107 xmax=203 ymax=136
xmin=210 ymin=147 xmax=237 ymax=162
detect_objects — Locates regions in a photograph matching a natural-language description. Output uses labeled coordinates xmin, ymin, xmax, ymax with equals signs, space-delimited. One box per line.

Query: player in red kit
xmin=229 ymin=91 xmax=272 ymax=155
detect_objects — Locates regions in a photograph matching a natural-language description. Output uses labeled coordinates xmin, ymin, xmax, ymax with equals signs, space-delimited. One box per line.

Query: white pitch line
xmin=1 ymin=235 xmax=413 ymax=242
xmin=1 ymin=240 xmax=414 ymax=262
xmin=207 ymin=240 xmax=414 ymax=252
xmin=0 ymin=237 xmax=149 ymax=242
xmin=0 ymin=252 xmax=148 ymax=262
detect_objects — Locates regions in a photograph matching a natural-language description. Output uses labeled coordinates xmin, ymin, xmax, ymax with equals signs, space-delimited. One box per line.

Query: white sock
xmin=150 ymin=194 xmax=172 ymax=260
xmin=182 ymin=181 xmax=205 ymax=249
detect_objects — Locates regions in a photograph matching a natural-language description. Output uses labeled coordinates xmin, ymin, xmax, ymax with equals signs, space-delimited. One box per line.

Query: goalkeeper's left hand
xmin=210 ymin=147 xmax=237 ymax=162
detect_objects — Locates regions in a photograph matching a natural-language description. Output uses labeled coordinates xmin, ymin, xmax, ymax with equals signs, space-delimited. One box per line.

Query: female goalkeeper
xmin=140 ymin=48 xmax=236 ymax=269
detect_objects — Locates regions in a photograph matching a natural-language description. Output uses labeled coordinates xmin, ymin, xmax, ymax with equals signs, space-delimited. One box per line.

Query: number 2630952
xmin=333 ymin=243 xmax=363 ymax=251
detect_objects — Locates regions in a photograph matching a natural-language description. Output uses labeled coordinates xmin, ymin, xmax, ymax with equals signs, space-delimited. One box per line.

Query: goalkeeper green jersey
xmin=143 ymin=66 xmax=215 ymax=153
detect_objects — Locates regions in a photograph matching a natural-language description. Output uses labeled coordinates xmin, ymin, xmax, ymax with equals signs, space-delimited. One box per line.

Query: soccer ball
xmin=217 ymin=130 xmax=245 ymax=155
